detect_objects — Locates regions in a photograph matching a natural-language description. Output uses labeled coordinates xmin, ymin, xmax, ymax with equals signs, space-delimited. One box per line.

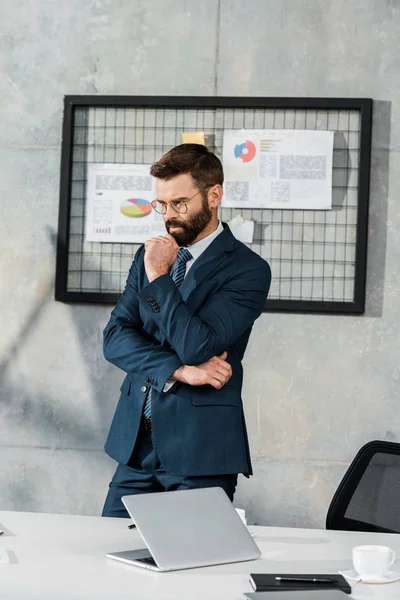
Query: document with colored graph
xmin=85 ymin=163 xmax=164 ymax=243
xmin=222 ymin=129 xmax=334 ymax=210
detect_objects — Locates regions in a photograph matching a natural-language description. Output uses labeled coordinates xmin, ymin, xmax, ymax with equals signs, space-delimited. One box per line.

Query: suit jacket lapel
xmin=179 ymin=223 xmax=237 ymax=302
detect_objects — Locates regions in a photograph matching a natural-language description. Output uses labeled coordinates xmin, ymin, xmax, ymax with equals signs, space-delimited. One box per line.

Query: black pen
xmin=128 ymin=524 xmax=136 ymax=529
xmin=275 ymin=577 xmax=336 ymax=584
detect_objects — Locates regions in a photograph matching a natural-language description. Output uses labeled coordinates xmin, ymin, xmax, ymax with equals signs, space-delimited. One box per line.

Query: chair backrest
xmin=326 ymin=440 xmax=400 ymax=533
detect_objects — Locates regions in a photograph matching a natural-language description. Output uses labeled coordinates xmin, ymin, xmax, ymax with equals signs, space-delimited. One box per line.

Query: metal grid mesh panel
xmin=67 ymin=105 xmax=362 ymax=303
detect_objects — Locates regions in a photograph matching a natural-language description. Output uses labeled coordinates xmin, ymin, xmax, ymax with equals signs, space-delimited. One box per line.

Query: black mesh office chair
xmin=326 ymin=440 xmax=400 ymax=533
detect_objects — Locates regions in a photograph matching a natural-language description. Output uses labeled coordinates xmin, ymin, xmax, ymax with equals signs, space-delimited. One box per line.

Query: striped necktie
xmin=143 ymin=247 xmax=193 ymax=420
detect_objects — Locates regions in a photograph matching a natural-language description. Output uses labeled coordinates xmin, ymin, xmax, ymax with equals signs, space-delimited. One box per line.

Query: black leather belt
xmin=142 ymin=417 xmax=152 ymax=432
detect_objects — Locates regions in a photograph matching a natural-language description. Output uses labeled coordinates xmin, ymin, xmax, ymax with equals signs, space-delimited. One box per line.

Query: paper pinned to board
xmin=222 ymin=128 xmax=334 ymax=210
xmin=228 ymin=214 xmax=255 ymax=244
xmin=182 ymin=131 xmax=206 ymax=145
xmin=85 ymin=163 xmax=165 ymax=244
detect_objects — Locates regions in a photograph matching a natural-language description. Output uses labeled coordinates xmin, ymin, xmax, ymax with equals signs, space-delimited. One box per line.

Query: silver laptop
xmin=106 ymin=487 xmax=261 ymax=571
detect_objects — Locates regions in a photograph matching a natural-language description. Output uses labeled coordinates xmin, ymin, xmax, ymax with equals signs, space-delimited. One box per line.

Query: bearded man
xmin=101 ymin=144 xmax=271 ymax=518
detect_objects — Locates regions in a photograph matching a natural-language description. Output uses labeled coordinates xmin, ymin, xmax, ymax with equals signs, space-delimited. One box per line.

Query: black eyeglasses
xmin=151 ymin=190 xmax=202 ymax=215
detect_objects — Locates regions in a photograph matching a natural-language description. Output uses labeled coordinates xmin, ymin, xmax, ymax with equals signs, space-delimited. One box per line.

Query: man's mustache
xmin=165 ymin=220 xmax=188 ymax=229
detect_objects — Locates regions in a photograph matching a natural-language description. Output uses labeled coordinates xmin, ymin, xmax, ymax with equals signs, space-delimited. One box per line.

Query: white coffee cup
xmin=352 ymin=545 xmax=396 ymax=579
xmin=235 ymin=507 xmax=247 ymax=526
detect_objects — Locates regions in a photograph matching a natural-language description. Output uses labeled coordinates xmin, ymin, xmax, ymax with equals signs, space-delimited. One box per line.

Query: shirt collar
xmin=184 ymin=221 xmax=224 ymax=263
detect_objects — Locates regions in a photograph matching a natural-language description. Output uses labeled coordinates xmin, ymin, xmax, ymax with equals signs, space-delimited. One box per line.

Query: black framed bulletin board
xmin=55 ymin=96 xmax=372 ymax=314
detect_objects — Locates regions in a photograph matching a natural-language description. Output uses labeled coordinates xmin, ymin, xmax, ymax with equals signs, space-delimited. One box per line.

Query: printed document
xmin=222 ymin=129 xmax=334 ymax=210
xmin=85 ymin=163 xmax=164 ymax=243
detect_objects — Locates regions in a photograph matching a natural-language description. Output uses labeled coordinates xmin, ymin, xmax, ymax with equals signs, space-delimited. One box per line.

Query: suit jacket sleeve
xmin=103 ymin=247 xmax=182 ymax=393
xmin=138 ymin=257 xmax=271 ymax=365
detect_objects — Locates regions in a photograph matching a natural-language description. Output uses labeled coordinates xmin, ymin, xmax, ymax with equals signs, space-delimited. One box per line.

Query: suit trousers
xmin=102 ymin=423 xmax=238 ymax=518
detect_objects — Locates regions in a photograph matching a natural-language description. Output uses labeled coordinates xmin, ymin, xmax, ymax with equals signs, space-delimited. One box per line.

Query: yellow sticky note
xmin=182 ymin=131 xmax=205 ymax=145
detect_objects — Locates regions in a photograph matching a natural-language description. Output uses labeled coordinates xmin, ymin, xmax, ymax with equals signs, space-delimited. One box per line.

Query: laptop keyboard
xmin=136 ymin=556 xmax=157 ymax=566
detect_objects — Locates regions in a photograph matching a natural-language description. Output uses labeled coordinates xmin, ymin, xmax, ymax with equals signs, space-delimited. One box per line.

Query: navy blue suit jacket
xmin=103 ymin=223 xmax=271 ymax=477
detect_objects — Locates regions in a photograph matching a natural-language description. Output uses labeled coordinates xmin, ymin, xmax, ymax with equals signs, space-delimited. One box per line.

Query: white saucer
xmin=339 ymin=569 xmax=400 ymax=584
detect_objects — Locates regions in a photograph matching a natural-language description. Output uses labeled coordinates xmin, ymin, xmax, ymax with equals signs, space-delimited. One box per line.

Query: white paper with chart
xmin=222 ymin=129 xmax=334 ymax=210
xmin=85 ymin=163 xmax=165 ymax=243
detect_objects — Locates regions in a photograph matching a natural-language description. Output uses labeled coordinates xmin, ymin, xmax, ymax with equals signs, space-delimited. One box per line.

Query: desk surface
xmin=1 ymin=510 xmax=400 ymax=599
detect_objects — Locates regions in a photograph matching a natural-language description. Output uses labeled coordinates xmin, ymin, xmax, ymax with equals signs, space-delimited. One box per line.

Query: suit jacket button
xmin=141 ymin=386 xmax=147 ymax=393
xmin=146 ymin=376 xmax=151 ymax=383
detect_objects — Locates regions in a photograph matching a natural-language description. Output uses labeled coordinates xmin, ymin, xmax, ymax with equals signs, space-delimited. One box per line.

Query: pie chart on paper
xmin=234 ymin=140 xmax=256 ymax=163
xmin=120 ymin=198 xmax=152 ymax=218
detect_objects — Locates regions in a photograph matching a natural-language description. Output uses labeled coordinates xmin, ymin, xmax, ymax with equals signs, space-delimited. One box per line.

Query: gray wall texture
xmin=0 ymin=0 xmax=398 ymax=527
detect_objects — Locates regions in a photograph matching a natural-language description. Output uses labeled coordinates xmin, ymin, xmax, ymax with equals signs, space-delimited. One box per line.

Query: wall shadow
xmin=364 ymin=100 xmax=391 ymax=318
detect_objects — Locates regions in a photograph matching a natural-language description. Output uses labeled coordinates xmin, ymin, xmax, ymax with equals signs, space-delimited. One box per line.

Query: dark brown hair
xmin=150 ymin=144 xmax=224 ymax=194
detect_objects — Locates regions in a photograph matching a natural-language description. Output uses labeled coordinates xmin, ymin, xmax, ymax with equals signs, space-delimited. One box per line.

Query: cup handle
xmin=390 ymin=549 xmax=396 ymax=567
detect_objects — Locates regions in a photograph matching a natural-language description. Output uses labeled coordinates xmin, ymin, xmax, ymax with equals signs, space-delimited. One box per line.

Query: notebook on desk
xmin=249 ymin=573 xmax=351 ymax=594
xmin=245 ymin=591 xmax=348 ymax=600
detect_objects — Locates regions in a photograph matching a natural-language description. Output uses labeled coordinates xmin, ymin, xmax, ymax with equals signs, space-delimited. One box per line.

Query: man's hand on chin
xmin=144 ymin=234 xmax=179 ymax=282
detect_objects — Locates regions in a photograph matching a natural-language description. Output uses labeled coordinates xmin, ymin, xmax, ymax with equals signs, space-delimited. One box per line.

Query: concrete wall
xmin=1 ymin=0 xmax=398 ymax=527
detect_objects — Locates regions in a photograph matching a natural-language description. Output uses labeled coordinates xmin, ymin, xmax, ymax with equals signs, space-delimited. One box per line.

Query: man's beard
xmin=165 ymin=197 xmax=212 ymax=247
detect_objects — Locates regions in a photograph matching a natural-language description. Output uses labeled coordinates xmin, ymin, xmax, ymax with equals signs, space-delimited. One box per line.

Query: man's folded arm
xmin=138 ymin=258 xmax=271 ymax=366
xmin=103 ymin=251 xmax=182 ymax=393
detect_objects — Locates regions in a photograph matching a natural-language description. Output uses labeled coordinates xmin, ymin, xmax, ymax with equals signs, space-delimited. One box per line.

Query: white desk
xmin=1 ymin=510 xmax=400 ymax=599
